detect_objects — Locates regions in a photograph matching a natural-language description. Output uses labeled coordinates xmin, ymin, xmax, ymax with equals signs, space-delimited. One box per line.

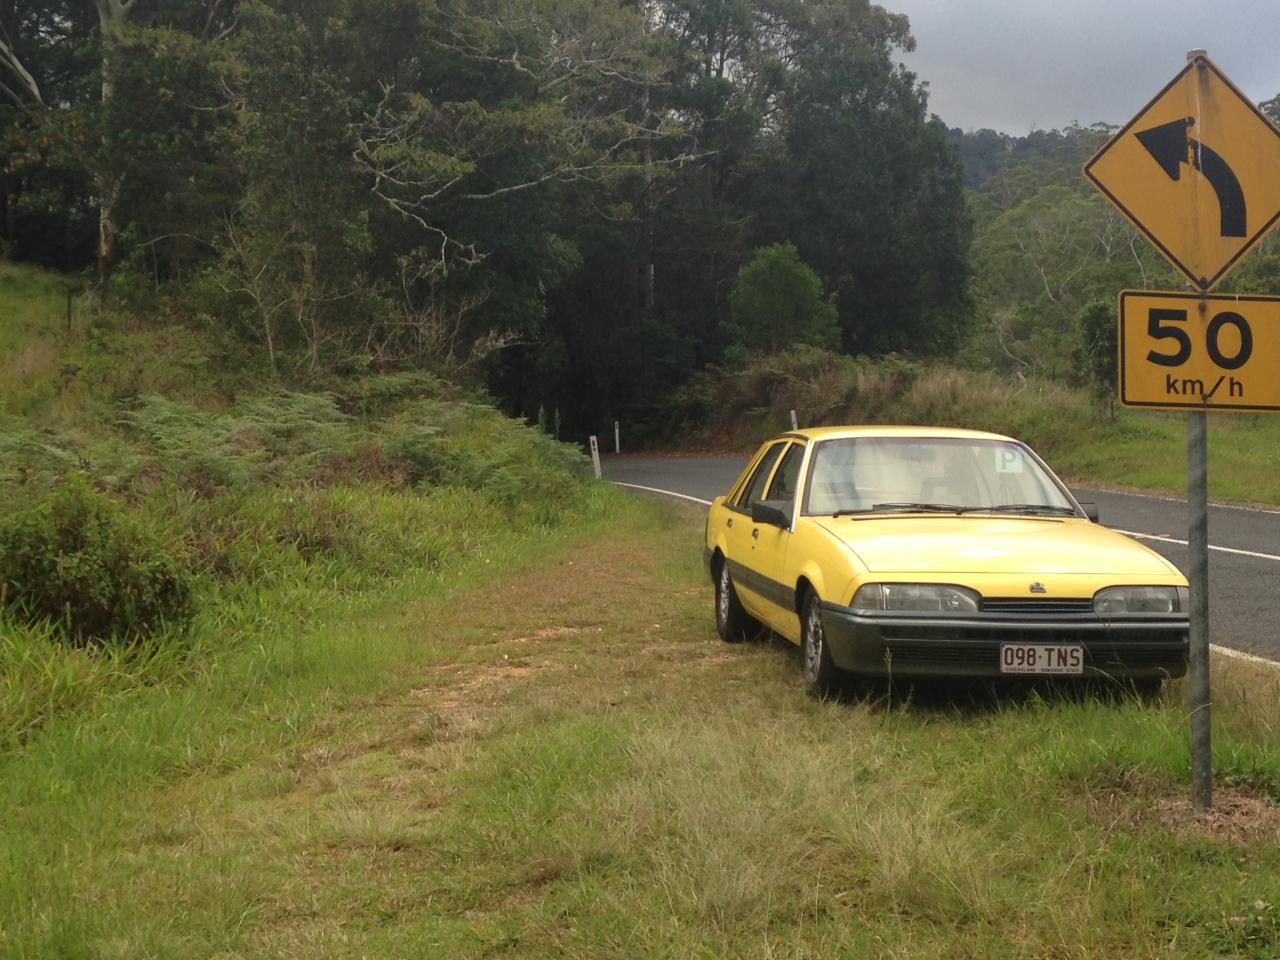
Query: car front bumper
xmin=819 ymin=602 xmax=1189 ymax=680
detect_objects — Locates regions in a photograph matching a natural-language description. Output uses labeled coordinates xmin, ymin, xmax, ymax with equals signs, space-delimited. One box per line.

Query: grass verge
xmin=7 ymin=493 xmax=1279 ymax=958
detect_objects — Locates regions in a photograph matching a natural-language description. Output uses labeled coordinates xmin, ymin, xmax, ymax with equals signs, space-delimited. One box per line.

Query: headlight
xmin=851 ymin=583 xmax=980 ymax=613
xmin=1093 ymin=585 xmax=1188 ymax=615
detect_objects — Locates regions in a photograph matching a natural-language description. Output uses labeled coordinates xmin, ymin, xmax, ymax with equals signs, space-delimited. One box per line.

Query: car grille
xmin=880 ymin=625 xmax=1181 ymax=645
xmin=981 ymin=598 xmax=1094 ymax=615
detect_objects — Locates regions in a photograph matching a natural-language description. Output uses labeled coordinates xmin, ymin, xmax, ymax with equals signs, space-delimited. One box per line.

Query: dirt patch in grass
xmin=1151 ymin=787 xmax=1280 ymax=844
xmin=1083 ymin=772 xmax=1280 ymax=845
xmin=416 ymin=661 xmax=538 ymax=714
xmin=508 ymin=625 xmax=590 ymax=643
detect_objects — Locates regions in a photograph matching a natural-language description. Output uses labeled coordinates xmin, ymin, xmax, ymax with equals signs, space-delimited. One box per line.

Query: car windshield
xmin=804 ymin=437 xmax=1076 ymax=516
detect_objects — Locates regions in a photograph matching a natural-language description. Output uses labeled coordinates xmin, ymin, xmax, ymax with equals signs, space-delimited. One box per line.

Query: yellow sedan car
xmin=704 ymin=426 xmax=1190 ymax=695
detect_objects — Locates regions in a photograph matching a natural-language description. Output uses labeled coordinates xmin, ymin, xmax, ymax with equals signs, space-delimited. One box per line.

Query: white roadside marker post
xmin=789 ymin=409 xmax=798 ymax=431
xmin=589 ymin=435 xmax=602 ymax=479
xmin=614 ymin=421 xmax=620 ymax=454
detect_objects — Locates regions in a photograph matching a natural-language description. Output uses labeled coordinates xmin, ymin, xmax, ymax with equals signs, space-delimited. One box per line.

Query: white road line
xmin=611 ymin=481 xmax=712 ymax=506
xmin=1211 ymin=644 xmax=1280 ymax=668
xmin=1078 ymin=486 xmax=1280 ymax=516
xmin=1114 ymin=528 xmax=1280 ymax=562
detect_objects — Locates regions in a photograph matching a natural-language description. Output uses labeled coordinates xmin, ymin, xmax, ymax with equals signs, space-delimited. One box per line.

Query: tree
xmin=1 ymin=1 xmax=237 ymax=278
xmin=90 ymin=0 xmax=143 ymax=278
xmin=1 ymin=0 xmax=154 ymax=277
xmin=738 ymin=0 xmax=972 ymax=356
xmin=726 ymin=243 xmax=837 ymax=353
xmin=1 ymin=0 xmax=984 ymax=441
xmin=1073 ymin=299 xmax=1116 ymax=419
xmin=968 ymin=181 xmax=1174 ymax=376
xmin=0 ymin=26 xmax=42 ymax=108
xmin=1 ymin=2 xmax=97 ymax=265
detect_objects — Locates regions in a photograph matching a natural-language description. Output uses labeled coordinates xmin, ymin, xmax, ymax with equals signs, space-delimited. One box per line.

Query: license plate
xmin=999 ymin=643 xmax=1084 ymax=675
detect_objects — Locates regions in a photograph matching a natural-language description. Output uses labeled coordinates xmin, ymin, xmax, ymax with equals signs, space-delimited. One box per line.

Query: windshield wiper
xmin=832 ymin=502 xmax=960 ymax=517
xmin=958 ymin=503 xmax=1077 ymax=516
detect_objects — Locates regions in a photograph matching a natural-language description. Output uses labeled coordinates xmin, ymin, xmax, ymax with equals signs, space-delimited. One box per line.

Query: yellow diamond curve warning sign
xmin=1085 ymin=56 xmax=1280 ymax=290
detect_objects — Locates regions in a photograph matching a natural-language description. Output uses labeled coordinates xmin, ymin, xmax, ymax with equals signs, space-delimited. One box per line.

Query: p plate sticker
xmin=995 ymin=446 xmax=1025 ymax=474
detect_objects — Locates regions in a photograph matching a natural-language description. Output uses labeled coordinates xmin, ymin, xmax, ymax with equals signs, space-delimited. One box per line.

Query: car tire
xmin=801 ymin=590 xmax=844 ymax=698
xmin=715 ymin=558 xmax=757 ymax=643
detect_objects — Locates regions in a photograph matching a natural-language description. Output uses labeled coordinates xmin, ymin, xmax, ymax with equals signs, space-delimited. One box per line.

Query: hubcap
xmin=718 ymin=566 xmax=730 ymax=625
xmin=804 ymin=602 xmax=823 ymax=679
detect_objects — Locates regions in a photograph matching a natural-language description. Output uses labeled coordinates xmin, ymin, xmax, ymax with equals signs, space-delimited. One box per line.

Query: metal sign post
xmin=1084 ymin=50 xmax=1280 ymax=810
xmin=1187 ymin=407 xmax=1212 ymax=808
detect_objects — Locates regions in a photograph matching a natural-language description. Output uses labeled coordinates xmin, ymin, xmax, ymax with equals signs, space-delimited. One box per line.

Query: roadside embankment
xmin=653 ymin=347 xmax=1280 ymax=505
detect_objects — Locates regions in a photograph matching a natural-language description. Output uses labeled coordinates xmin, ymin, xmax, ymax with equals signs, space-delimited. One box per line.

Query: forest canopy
xmin=3 ymin=1 xmax=1277 ymax=434
xmin=1 ymin=0 xmax=971 ymax=432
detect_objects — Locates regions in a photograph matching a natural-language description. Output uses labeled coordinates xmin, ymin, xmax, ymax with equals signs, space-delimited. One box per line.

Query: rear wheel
xmin=715 ymin=558 xmax=757 ymax=642
xmin=801 ymin=590 xmax=844 ymax=698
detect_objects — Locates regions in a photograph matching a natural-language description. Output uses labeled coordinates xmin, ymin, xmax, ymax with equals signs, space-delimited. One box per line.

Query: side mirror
xmin=751 ymin=499 xmax=793 ymax=528
xmin=1078 ymin=501 xmax=1100 ymax=523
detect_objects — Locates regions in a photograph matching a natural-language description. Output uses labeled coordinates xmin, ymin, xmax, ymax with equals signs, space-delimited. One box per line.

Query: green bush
xmin=383 ymin=400 xmax=587 ymax=521
xmin=726 ymin=244 xmax=840 ymax=353
xmin=0 ymin=478 xmax=193 ymax=642
xmin=0 ymin=379 xmax=588 ymax=649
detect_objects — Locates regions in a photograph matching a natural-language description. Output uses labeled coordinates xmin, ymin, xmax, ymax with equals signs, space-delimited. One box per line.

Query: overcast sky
xmin=891 ymin=0 xmax=1280 ymax=133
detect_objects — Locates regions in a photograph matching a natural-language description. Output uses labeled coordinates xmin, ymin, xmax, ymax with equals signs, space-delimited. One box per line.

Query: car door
xmin=750 ymin=441 xmax=808 ymax=638
xmin=721 ymin=440 xmax=788 ymax=619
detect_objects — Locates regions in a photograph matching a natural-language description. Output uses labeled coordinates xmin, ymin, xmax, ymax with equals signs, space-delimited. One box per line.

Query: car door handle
xmin=752 ymin=528 xmax=760 ymax=539
xmin=726 ymin=518 xmax=733 ymax=528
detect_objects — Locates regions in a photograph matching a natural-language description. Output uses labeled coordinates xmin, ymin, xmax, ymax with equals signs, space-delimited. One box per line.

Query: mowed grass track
xmin=8 ymin=494 xmax=1280 ymax=958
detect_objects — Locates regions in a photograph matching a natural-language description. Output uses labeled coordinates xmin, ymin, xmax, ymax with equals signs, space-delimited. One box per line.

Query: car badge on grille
xmin=1029 ymin=582 xmax=1047 ymax=594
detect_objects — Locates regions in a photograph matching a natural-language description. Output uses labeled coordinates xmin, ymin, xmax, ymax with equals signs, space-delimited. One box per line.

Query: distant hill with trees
xmin=948 ymin=120 xmax=1280 ymax=390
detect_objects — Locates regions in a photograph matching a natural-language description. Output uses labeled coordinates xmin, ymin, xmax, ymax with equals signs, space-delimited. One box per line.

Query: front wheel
xmin=801 ymin=591 xmax=844 ymax=698
xmin=715 ymin=558 xmax=758 ymax=642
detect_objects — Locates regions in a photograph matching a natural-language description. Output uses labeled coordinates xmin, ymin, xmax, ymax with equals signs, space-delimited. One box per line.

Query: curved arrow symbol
xmin=1136 ymin=118 xmax=1247 ymax=237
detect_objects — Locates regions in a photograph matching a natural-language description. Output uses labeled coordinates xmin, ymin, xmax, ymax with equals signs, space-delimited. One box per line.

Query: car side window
xmin=765 ymin=442 xmax=805 ymax=503
xmin=733 ymin=442 xmax=786 ymax=510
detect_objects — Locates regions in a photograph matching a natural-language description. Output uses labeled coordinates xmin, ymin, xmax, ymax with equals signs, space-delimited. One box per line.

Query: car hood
xmin=811 ymin=515 xmax=1179 ymax=576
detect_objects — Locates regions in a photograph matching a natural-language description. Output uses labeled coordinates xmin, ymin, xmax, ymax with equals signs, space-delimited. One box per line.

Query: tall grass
xmin=0 ymin=260 xmax=74 ymax=419
xmin=0 ymin=372 xmax=590 ymax=747
xmin=0 ymin=259 xmax=593 ymax=749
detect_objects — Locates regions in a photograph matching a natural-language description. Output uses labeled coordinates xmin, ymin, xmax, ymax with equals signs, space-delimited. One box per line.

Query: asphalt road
xmin=604 ymin=455 xmax=1280 ymax=663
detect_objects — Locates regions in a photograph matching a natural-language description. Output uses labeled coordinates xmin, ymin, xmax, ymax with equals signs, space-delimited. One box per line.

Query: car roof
xmin=773 ymin=425 xmax=1018 ymax=443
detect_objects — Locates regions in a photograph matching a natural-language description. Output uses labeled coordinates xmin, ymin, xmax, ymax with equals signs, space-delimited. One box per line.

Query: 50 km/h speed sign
xmin=1119 ymin=290 xmax=1280 ymax=411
